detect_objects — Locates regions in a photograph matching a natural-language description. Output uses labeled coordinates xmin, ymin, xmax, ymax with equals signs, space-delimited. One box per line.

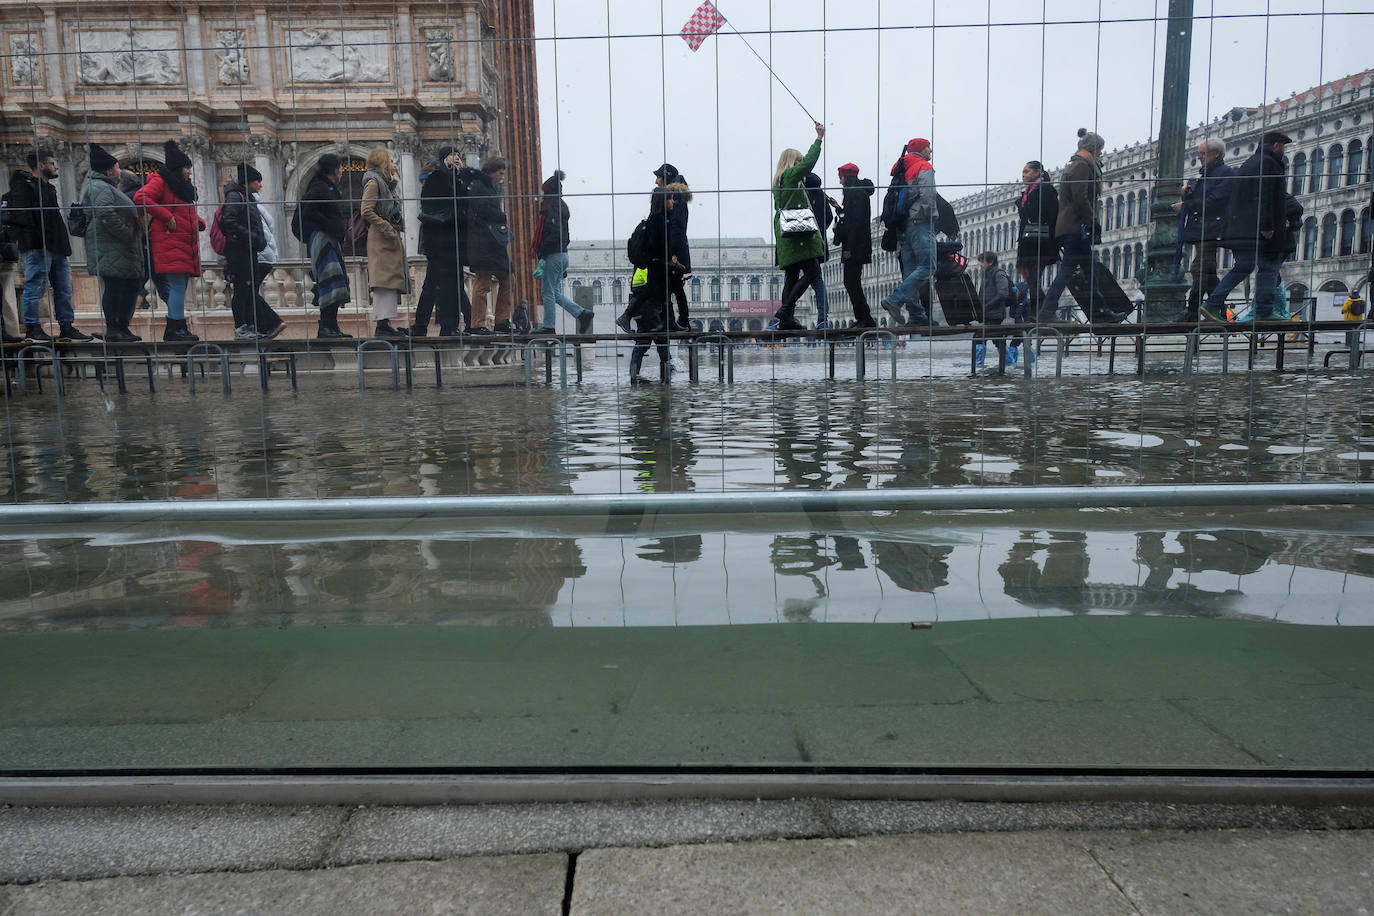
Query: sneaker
xmin=1199 ymin=305 xmax=1227 ymax=323
xmin=263 ymin=322 xmax=287 ymax=339
xmin=316 ymin=325 xmax=352 ymax=340
xmin=58 ymin=323 xmax=93 ymax=342
xmin=234 ymin=325 xmax=267 ymax=340
xmin=406 ymin=326 xmax=429 ymax=337
xmin=855 ymin=318 xmax=877 ymax=329
xmin=493 ymin=321 xmax=513 ymax=333
xmin=2 ymin=334 xmax=27 ymax=345
xmin=907 ymin=310 xmax=931 ymax=325
xmin=576 ymin=310 xmax=595 ymax=334
xmin=815 ymin=320 xmax=830 ymax=330
xmin=535 ymin=326 xmax=557 ymax=334
xmin=469 ymin=327 xmax=494 ymax=336
xmin=765 ymin=319 xmax=779 ymax=330
xmin=880 ymin=298 xmax=906 ymax=325
xmin=615 ymin=313 xmax=634 ymax=334
xmin=374 ymin=323 xmax=409 ymax=339
xmin=773 ymin=317 xmax=805 ymax=332
xmin=103 ymin=327 xmax=140 ymax=343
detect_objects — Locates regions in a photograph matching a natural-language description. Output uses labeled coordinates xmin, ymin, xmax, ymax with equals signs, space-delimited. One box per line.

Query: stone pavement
xmin=2 ymin=800 xmax=1372 ymax=914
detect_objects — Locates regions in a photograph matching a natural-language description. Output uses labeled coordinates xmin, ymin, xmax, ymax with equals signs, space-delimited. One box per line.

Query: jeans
xmin=21 ymin=250 xmax=74 ymax=326
xmin=540 ymin=251 xmax=584 ymax=329
xmin=153 ymin=273 xmax=189 ymax=320
xmin=811 ymin=273 xmax=829 ymax=323
xmin=888 ymin=222 xmax=935 ymax=315
xmin=100 ymin=276 xmax=143 ymax=328
xmin=1207 ymin=247 xmax=1285 ymax=316
xmin=1042 ymin=234 xmax=1105 ymax=320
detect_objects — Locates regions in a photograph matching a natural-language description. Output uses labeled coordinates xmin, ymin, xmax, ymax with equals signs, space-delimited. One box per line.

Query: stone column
xmin=395 ymin=132 xmax=422 ymax=257
xmin=184 ymin=9 xmax=207 ymax=97
xmin=1142 ymin=0 xmax=1194 ymax=322
xmin=253 ymin=8 xmax=274 ymax=97
xmin=42 ymin=11 xmax=64 ymax=102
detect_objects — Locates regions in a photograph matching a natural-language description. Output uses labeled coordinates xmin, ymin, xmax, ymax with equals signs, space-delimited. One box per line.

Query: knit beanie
xmin=163 ymin=139 xmax=192 ymax=171
xmin=837 ymin=162 xmax=860 ymax=176
xmin=1076 ymin=128 xmax=1105 ymax=154
xmin=318 ymin=153 xmax=342 ymax=175
xmin=236 ymin=161 xmax=263 ymax=184
xmin=437 ymin=145 xmax=456 ymax=162
xmin=905 ymin=138 xmax=931 ymax=156
xmin=89 ymin=143 xmax=118 ymax=172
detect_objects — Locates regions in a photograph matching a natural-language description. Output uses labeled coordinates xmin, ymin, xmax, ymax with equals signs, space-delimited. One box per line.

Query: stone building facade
xmin=0 ymin=0 xmax=540 ymax=331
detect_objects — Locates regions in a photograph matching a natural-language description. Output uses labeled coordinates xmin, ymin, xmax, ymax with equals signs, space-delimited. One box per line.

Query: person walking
xmin=1041 ymin=129 xmax=1124 ymax=324
xmin=415 ymin=147 xmax=471 ymax=336
xmin=834 ymin=162 xmax=876 ymax=328
xmin=133 ymin=140 xmax=204 ymax=341
xmin=6 ymin=147 xmax=91 ymax=342
xmin=252 ymin=177 xmax=286 ymax=337
xmin=359 ymin=148 xmax=409 ymax=339
xmin=0 ymin=200 xmax=24 ymax=343
xmin=802 ymin=170 xmax=834 ymax=328
xmin=465 ymin=156 xmax=514 ymax=335
xmin=1203 ymin=130 xmax=1293 ymax=322
xmin=1014 ymin=160 xmax=1059 ymax=322
xmin=654 ymin=163 xmax=692 ymax=330
xmin=628 ymin=187 xmax=679 ymax=381
xmin=298 ymin=153 xmax=352 ymax=339
xmin=879 ymin=137 xmax=937 ymax=327
xmin=1172 ymin=138 xmax=1234 ymax=321
xmin=79 ymin=144 xmax=144 ymax=343
xmin=768 ymin=121 xmax=827 ymax=332
xmin=535 ymin=170 xmax=594 ymax=334
xmin=221 ymin=163 xmax=284 ymax=339
xmin=975 ymin=251 xmax=1014 ymax=372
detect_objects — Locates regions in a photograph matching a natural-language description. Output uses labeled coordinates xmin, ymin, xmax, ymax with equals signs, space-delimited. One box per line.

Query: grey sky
xmin=532 ymin=0 xmax=1370 ymax=241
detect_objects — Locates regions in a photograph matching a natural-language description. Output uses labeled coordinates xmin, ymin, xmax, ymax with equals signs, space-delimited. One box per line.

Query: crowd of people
xmin=0 ymin=122 xmax=1353 ymax=350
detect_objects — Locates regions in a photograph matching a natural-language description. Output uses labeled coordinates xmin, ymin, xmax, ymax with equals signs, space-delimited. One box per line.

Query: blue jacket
xmin=1179 ymin=159 xmax=1234 ymax=244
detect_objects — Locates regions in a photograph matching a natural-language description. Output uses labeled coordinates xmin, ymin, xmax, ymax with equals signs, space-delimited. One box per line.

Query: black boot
xmin=628 ymin=347 xmax=645 ymax=383
xmin=317 ymin=307 xmax=353 ymax=340
xmin=162 ymin=318 xmax=199 ymax=342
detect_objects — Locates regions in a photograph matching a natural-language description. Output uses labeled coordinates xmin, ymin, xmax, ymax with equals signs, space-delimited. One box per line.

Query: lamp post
xmin=1142 ymin=0 xmax=1194 ymax=322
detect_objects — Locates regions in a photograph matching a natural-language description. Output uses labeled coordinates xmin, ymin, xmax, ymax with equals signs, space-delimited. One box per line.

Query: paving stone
xmin=1086 ymin=828 xmax=1374 ymax=915
xmin=569 ymin=833 xmax=1136 ymax=915
xmin=328 ymin=800 xmax=828 ymax=865
xmin=0 ymin=855 xmax=566 ymax=916
xmin=0 ymin=806 xmax=346 ymax=883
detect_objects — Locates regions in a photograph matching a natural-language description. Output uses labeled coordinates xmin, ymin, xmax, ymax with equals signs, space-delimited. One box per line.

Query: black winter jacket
xmin=666 ymin=180 xmax=692 ymax=272
xmin=5 ymin=170 xmax=71 ymax=257
xmin=1220 ymin=147 xmax=1288 ymax=255
xmin=418 ymin=166 xmax=463 ymax=267
xmin=464 ymin=171 xmax=511 ymax=272
xmin=220 ymin=180 xmax=266 ymax=256
xmin=1179 ymin=159 xmax=1234 ymax=244
xmin=299 ymin=172 xmax=346 ymax=242
xmin=536 ymin=195 xmax=571 ymax=257
xmin=835 ymin=177 xmax=874 ymax=265
xmin=1016 ymin=179 xmax=1060 ymax=266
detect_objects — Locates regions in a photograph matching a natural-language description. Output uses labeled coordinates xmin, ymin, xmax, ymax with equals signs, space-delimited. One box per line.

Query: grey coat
xmin=80 ymin=170 xmax=144 ymax=280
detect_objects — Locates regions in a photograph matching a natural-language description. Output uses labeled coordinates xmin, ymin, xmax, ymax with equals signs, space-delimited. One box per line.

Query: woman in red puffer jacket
xmin=134 ymin=140 xmax=204 ymax=341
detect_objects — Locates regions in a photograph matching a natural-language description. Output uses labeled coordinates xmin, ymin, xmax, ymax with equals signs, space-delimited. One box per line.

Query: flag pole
xmin=719 ymin=18 xmax=818 ymax=124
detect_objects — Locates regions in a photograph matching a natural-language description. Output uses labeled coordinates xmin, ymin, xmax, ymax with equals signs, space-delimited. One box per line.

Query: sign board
xmin=729 ymin=299 xmax=779 ymax=317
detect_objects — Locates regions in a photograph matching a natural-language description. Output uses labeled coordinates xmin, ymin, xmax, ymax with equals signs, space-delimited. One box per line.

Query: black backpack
xmin=289 ymin=205 xmax=306 ymax=242
xmin=67 ymin=199 xmax=89 ymax=238
xmin=626 ymin=218 xmax=651 ymax=268
xmin=880 ymin=170 xmax=907 ymax=232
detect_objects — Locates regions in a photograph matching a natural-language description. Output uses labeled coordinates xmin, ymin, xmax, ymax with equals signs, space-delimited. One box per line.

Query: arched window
xmin=1339 ymin=209 xmax=1356 ymax=257
xmin=769 ymin=275 xmax=781 ymax=300
xmin=1126 ymin=192 xmax=1136 ymax=227
xmin=1007 ymin=221 xmax=1016 ymax=248
xmin=1328 ymin=144 xmax=1345 ymax=189
xmin=612 ymin=278 xmax=624 ymax=304
xmin=1138 ymin=191 xmax=1149 ymax=225
xmin=592 ymin=280 xmax=603 ymax=304
xmin=1116 ymin=194 xmax=1126 ymax=229
xmin=1095 ymin=200 xmax=1103 ymax=227
xmin=1111 ymin=246 xmax=1121 ymax=276
xmin=1134 ymin=243 xmax=1145 ymax=278
xmin=749 ymin=276 xmax=761 ymax=299
xmin=1302 ymin=217 xmax=1318 ymax=260
xmin=729 ymin=277 xmax=741 ymax=300
xmin=1105 ymin=198 xmax=1115 ymax=232
xmin=710 ymin=277 xmax=722 ymax=302
xmin=1348 ymin=140 xmax=1364 ymax=185
xmin=1320 ymin=213 xmax=1337 ymax=258
xmin=1309 ymin=148 xmax=1324 ymax=194
xmin=1361 ymin=207 xmax=1372 ymax=255
xmin=691 ymin=277 xmax=702 ymax=302
xmin=1291 ymin=152 xmax=1307 ymax=195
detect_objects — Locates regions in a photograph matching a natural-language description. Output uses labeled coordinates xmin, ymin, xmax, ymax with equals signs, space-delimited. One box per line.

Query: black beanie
xmin=89 ymin=143 xmax=118 ymax=172
xmin=236 ymin=161 xmax=263 ymax=184
xmin=437 ymin=145 xmax=456 ymax=162
xmin=318 ymin=153 xmax=342 ymax=175
xmin=163 ymin=139 xmax=192 ymax=171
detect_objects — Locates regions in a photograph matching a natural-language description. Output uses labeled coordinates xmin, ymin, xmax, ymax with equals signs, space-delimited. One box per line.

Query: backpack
xmin=880 ymin=171 xmax=907 ymax=232
xmin=66 ymin=199 xmax=89 ymax=238
xmin=209 ymin=205 xmax=228 ymax=256
xmin=626 ymin=218 xmax=651 ymax=268
xmin=289 ymin=205 xmax=305 ymax=242
xmin=344 ymin=209 xmax=369 ymax=258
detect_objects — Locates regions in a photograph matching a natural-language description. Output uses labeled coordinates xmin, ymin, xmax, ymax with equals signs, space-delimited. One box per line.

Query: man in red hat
xmin=834 ymin=162 xmax=876 ymax=327
xmin=880 ymin=138 xmax=936 ymax=326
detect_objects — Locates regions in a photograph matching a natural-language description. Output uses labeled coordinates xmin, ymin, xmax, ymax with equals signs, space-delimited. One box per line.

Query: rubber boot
xmin=628 ymin=346 xmax=645 ymax=384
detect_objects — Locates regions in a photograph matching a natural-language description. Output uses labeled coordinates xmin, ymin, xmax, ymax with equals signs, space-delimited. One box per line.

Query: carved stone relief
xmin=422 ymin=27 xmax=456 ymax=82
xmin=215 ymin=29 xmax=249 ymax=86
xmin=285 ymin=28 xmax=389 ymax=84
xmin=76 ymin=28 xmax=181 ymax=85
xmin=8 ymin=34 xmax=42 ymax=88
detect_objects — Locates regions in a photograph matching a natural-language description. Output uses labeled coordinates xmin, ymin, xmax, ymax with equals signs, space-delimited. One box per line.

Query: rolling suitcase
xmin=934 ymin=272 xmax=982 ymax=326
xmin=1066 ymin=261 xmax=1133 ymax=321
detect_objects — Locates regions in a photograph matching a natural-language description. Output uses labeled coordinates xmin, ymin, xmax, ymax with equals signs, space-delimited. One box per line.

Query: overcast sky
xmin=531 ymin=0 xmax=1370 ymax=241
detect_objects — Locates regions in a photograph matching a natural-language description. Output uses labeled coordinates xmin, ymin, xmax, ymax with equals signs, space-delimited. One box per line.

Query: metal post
xmin=1141 ymin=0 xmax=1194 ymax=323
xmin=356 ymin=340 xmax=400 ymax=392
xmin=855 ymin=330 xmax=897 ymax=380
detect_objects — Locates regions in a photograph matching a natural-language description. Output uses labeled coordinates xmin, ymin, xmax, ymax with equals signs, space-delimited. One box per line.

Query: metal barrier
xmin=1321 ymin=321 xmax=1370 ymax=370
xmin=855 ymin=330 xmax=898 ymax=380
xmin=13 ymin=344 xmax=63 ymax=396
xmin=522 ymin=337 xmax=580 ymax=387
xmin=1024 ymin=328 xmax=1068 ymax=378
xmin=1183 ymin=324 xmax=1237 ymax=376
xmin=356 ymin=339 xmax=401 ymax=392
xmin=688 ymin=334 xmax=735 ymax=384
xmin=185 ymin=343 xmax=232 ymax=396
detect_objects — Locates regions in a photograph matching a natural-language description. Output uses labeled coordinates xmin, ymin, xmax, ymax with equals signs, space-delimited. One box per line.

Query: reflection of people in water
xmin=871 ymin=539 xmax=952 ymax=593
xmin=999 ymin=529 xmax=1262 ymax=616
xmin=625 ymin=389 xmax=701 ymax=565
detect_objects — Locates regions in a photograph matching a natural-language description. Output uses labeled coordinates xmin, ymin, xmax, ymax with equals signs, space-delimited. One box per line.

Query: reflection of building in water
xmin=0 ymin=0 xmax=543 ymax=308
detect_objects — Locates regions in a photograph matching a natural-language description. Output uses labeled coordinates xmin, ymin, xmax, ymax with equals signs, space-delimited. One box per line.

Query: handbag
xmin=344 ymin=209 xmax=369 ymax=257
xmin=779 ymin=206 xmax=819 ymax=238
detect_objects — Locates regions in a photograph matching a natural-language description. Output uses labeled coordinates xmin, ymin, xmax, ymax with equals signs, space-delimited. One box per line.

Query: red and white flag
xmin=681 ymin=0 xmax=726 ymax=52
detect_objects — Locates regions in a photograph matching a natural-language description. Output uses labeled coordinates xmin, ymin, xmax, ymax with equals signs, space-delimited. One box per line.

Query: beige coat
xmin=361 ymin=171 xmax=409 ymax=293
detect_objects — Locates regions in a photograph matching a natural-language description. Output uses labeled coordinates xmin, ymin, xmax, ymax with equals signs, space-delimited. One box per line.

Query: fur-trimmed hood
xmin=666 ymin=180 xmax=692 ymax=203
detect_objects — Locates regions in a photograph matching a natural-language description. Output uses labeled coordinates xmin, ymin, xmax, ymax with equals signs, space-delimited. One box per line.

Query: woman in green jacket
xmin=769 ymin=121 xmax=826 ymax=330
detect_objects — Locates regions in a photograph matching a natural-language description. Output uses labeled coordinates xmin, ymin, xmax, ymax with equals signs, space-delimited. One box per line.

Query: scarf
xmin=158 ymin=167 xmax=199 ymax=204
